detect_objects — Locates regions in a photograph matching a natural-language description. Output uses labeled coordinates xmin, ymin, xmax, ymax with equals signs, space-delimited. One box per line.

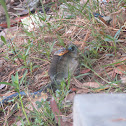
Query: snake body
xmin=0 ymin=84 xmax=50 ymax=109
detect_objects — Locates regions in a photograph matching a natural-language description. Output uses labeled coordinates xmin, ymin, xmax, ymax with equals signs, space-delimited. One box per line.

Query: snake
xmin=0 ymin=84 xmax=51 ymax=110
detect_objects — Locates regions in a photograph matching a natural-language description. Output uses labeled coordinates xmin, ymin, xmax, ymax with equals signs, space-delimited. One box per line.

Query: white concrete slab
xmin=73 ymin=94 xmax=126 ymax=126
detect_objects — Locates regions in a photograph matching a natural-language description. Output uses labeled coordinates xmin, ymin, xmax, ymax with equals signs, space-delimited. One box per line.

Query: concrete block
xmin=73 ymin=94 xmax=126 ymax=126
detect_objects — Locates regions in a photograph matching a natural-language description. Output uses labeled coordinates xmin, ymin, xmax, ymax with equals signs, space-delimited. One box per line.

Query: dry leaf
xmin=76 ymin=88 xmax=90 ymax=94
xmin=62 ymin=113 xmax=73 ymax=125
xmin=50 ymin=97 xmax=73 ymax=126
xmin=120 ymin=75 xmax=126 ymax=84
xmin=114 ymin=65 xmax=126 ymax=75
xmin=72 ymin=78 xmax=86 ymax=89
xmin=73 ymin=78 xmax=100 ymax=88
xmin=70 ymin=88 xmax=77 ymax=92
xmin=65 ymin=92 xmax=75 ymax=102
xmin=81 ymin=30 xmax=90 ymax=49
xmin=80 ymin=68 xmax=91 ymax=74
xmin=82 ymin=82 xmax=101 ymax=88
xmin=114 ymin=57 xmax=126 ymax=66
xmin=50 ymin=97 xmax=65 ymax=126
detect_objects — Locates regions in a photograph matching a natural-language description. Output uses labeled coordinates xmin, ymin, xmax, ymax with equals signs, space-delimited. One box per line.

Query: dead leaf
xmin=76 ymin=88 xmax=90 ymax=94
xmin=72 ymin=78 xmax=86 ymax=89
xmin=0 ymin=16 xmax=28 ymax=29
xmin=50 ymin=97 xmax=73 ymax=126
xmin=70 ymin=88 xmax=77 ymax=92
xmin=114 ymin=65 xmax=126 ymax=75
xmin=65 ymin=92 xmax=75 ymax=102
xmin=62 ymin=113 xmax=73 ymax=125
xmin=50 ymin=97 xmax=65 ymax=126
xmin=80 ymin=68 xmax=91 ymax=74
xmin=114 ymin=57 xmax=126 ymax=66
xmin=120 ymin=75 xmax=126 ymax=84
xmin=73 ymin=78 xmax=100 ymax=88
xmin=81 ymin=30 xmax=90 ymax=49
xmin=83 ymin=82 xmax=101 ymax=88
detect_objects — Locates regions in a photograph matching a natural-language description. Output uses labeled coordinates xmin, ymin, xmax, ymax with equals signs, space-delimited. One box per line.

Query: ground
xmin=0 ymin=0 xmax=126 ymax=125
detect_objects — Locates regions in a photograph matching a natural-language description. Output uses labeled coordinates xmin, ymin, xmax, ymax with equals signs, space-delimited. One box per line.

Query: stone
xmin=73 ymin=94 xmax=126 ymax=126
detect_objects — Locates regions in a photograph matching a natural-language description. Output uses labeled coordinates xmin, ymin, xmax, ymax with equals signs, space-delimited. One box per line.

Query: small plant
xmin=0 ymin=71 xmax=30 ymax=125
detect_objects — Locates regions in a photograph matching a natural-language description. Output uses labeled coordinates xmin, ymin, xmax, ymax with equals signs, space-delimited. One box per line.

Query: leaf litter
xmin=0 ymin=0 xmax=126 ymax=125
